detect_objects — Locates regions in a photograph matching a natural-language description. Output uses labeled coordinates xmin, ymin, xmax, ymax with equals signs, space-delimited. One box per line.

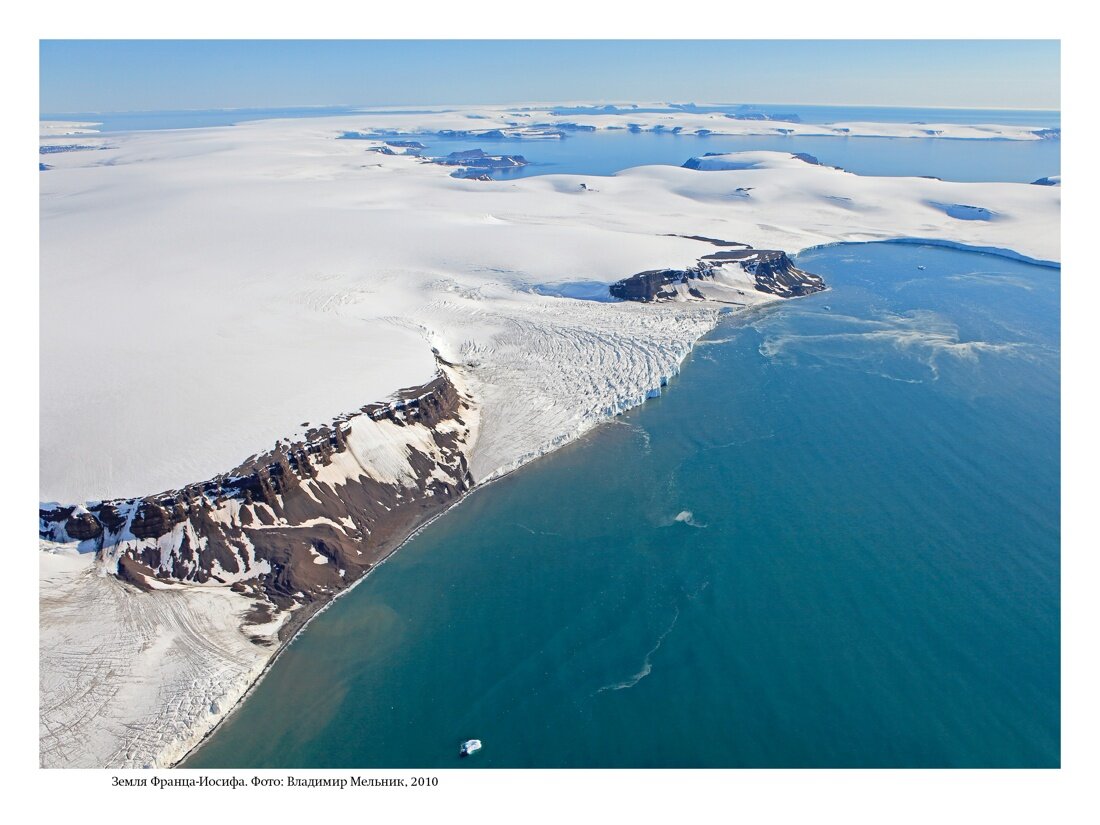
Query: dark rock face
xmin=609 ymin=245 xmax=825 ymax=303
xmin=610 ymin=268 xmax=686 ymax=302
xmin=130 ymin=501 xmax=177 ymax=540
xmin=664 ymin=234 xmax=752 ymax=248
xmin=64 ymin=510 xmax=102 ymax=541
xmin=39 ymin=368 xmax=477 ymax=637
xmin=435 ymin=149 xmax=528 ymax=170
xmin=735 ymin=250 xmax=826 ymax=297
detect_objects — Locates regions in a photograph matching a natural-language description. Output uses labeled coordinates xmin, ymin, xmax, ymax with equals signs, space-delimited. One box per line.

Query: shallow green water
xmin=189 ymin=242 xmax=1059 ymax=768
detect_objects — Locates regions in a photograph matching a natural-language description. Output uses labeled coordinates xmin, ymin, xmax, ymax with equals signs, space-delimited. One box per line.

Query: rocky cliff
xmin=40 ymin=365 xmax=478 ymax=640
xmin=39 ymin=241 xmax=821 ymax=639
xmin=609 ymin=245 xmax=826 ymax=303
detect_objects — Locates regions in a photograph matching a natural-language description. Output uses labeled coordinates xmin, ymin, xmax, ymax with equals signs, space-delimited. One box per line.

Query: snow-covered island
xmin=39 ymin=110 xmax=1060 ymax=768
xmin=329 ymin=102 xmax=1060 ymax=141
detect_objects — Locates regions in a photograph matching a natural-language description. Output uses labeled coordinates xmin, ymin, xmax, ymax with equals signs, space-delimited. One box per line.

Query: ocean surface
xmin=188 ymin=241 xmax=1059 ymax=768
xmin=411 ymin=131 xmax=1060 ymax=183
xmin=41 ymin=104 xmax=1060 ymax=183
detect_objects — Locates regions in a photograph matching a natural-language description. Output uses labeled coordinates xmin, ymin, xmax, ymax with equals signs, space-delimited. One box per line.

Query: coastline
xmin=173 ymin=470 xmax=484 ymax=767
xmin=184 ymin=240 xmax=1060 ymax=770
xmin=174 ymin=284 xmax=834 ymax=768
xmin=795 ymin=238 xmax=1063 ymax=270
xmin=878 ymin=237 xmax=1062 ymax=269
xmin=171 ymin=309 xmax=725 ymax=767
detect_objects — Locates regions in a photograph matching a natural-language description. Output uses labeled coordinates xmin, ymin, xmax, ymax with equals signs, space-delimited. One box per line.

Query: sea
xmin=41 ymin=103 xmax=1061 ymax=183
xmin=74 ymin=105 xmax=1057 ymax=768
xmin=186 ymin=245 xmax=1059 ymax=768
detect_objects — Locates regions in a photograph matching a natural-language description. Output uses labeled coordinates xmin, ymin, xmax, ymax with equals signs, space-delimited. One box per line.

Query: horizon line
xmin=39 ymin=100 xmax=1063 ymax=117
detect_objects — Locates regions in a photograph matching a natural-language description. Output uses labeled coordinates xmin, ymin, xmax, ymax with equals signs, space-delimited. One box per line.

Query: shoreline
xmin=44 ymin=233 xmax=1043 ymax=768
xmin=795 ymin=238 xmax=1062 ymax=270
xmin=172 ymin=285 xmax=832 ymax=768
xmin=41 ymin=239 xmax=781 ymax=767
xmin=173 ymin=473 xmax=485 ymax=767
xmin=173 ymin=304 xmax=749 ymax=768
xmin=175 ymin=237 xmax=1048 ymax=767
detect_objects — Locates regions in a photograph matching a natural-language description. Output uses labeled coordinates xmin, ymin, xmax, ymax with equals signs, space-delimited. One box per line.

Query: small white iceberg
xmin=460 ymin=739 xmax=482 ymax=758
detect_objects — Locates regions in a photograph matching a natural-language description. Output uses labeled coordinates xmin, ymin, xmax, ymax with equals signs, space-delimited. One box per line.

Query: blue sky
xmin=40 ymin=40 xmax=1060 ymax=113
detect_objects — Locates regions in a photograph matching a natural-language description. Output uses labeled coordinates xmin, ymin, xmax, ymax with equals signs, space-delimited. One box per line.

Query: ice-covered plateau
xmin=328 ymin=102 xmax=1058 ymax=141
xmin=39 ymin=114 xmax=1060 ymax=768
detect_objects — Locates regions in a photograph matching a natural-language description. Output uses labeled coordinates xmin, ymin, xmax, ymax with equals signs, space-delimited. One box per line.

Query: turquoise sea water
xmin=188 ymin=242 xmax=1059 ymax=768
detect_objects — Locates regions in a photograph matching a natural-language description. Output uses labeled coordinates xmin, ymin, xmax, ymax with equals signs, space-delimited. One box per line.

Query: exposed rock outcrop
xmin=610 ymin=244 xmax=825 ymax=303
xmin=63 ymin=508 xmax=102 ymax=541
xmin=434 ymin=148 xmax=528 ymax=170
xmin=40 ymin=365 xmax=478 ymax=638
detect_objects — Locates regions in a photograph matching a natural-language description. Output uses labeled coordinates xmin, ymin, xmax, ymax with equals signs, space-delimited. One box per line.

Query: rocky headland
xmin=610 ymin=244 xmax=826 ymax=303
xmin=40 ymin=364 xmax=478 ymax=648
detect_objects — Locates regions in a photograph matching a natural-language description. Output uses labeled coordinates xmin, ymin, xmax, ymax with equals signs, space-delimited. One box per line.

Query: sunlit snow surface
xmin=326 ymin=103 xmax=1057 ymax=141
xmin=39 ymin=546 xmax=289 ymax=768
xmin=40 ymin=119 xmax=1059 ymax=503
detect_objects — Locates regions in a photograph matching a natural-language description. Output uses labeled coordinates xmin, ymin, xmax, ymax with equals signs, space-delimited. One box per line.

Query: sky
xmin=40 ymin=40 xmax=1060 ymax=114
